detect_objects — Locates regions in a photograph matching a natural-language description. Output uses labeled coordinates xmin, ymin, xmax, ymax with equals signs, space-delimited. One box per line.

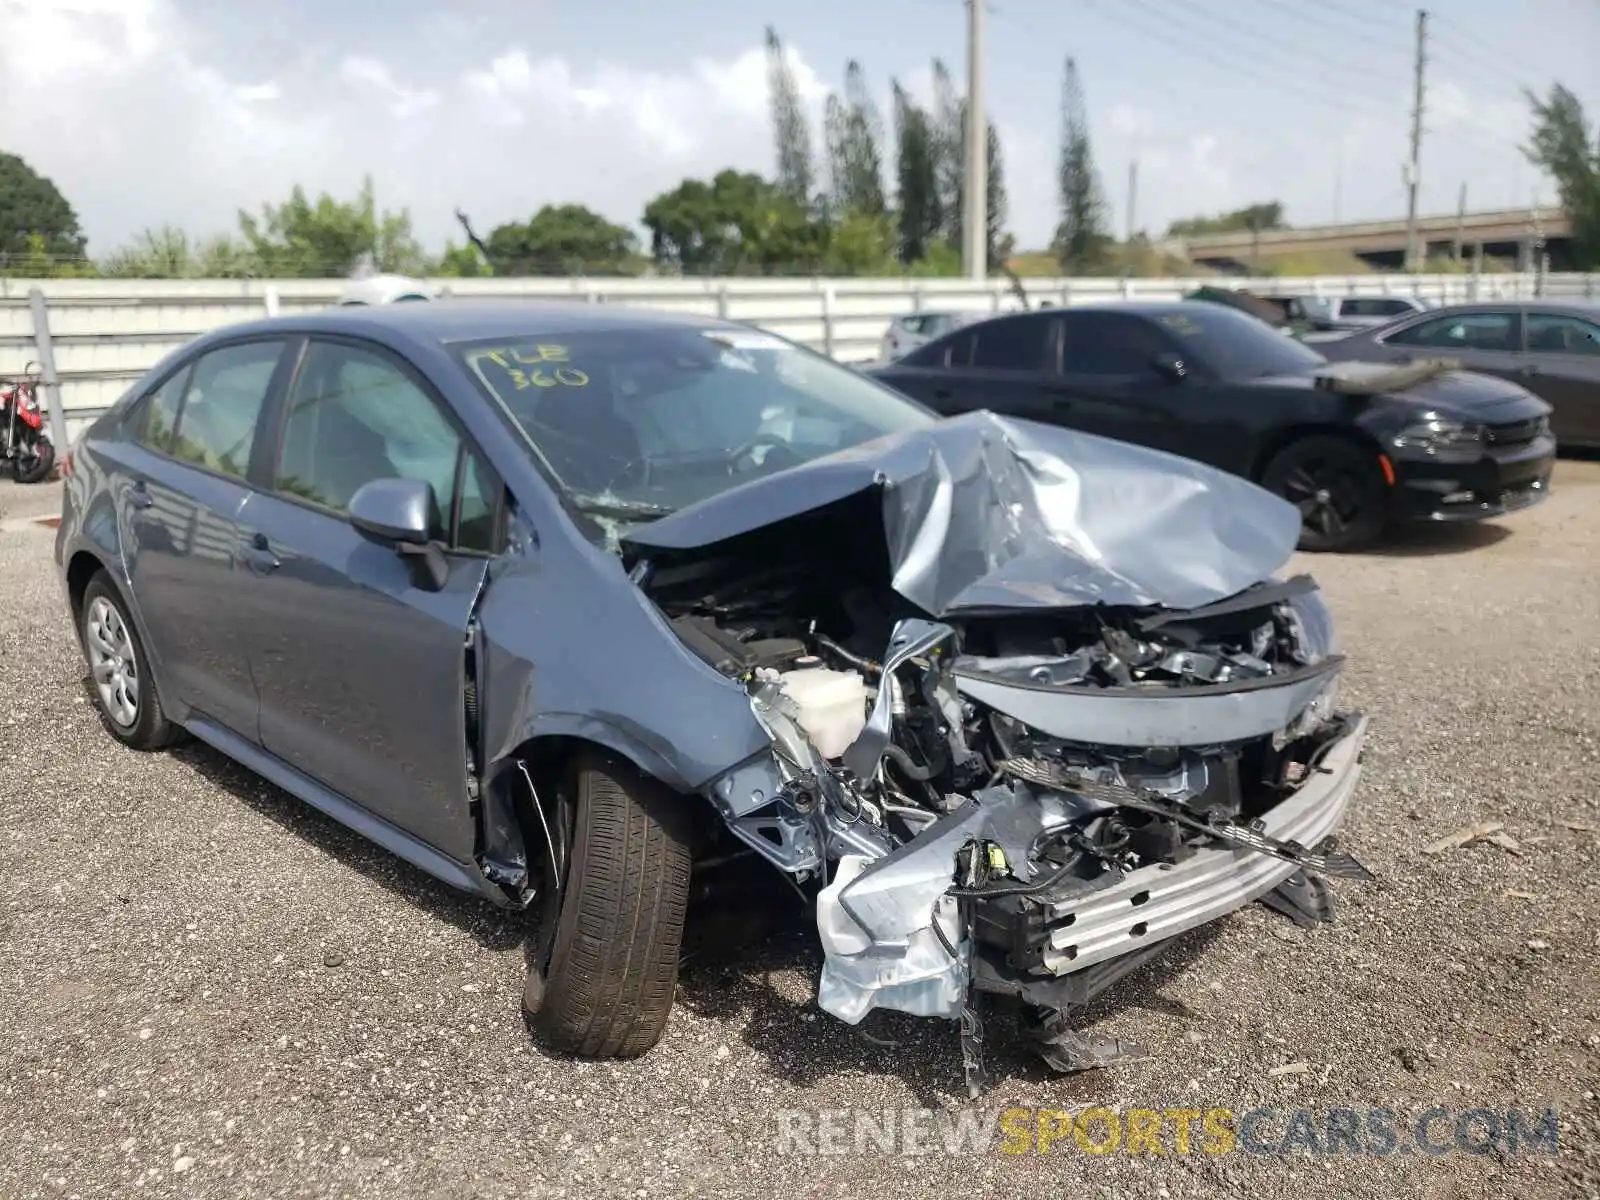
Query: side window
xmin=134 ymin=365 xmax=193 ymax=452
xmin=1385 ymin=312 xmax=1515 ymax=352
xmin=969 ymin=317 xmax=1049 ymax=371
xmin=1527 ymin=313 xmax=1600 ymax=356
xmin=167 ymin=341 xmax=284 ymax=478
xmin=898 ymin=315 xmax=928 ymax=336
xmin=1059 ymin=314 xmax=1169 ymax=376
xmin=455 ymin=452 xmax=500 ymax=553
xmin=1377 ymin=299 xmax=1416 ymax=316
xmin=275 ymin=340 xmax=494 ymax=551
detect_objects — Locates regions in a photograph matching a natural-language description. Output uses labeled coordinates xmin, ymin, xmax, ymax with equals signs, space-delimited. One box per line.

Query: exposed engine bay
xmin=630 ymin=495 xmax=1371 ymax=1096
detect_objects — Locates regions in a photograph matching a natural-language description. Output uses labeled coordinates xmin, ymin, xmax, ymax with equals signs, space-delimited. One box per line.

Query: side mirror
xmin=349 ymin=477 xmax=434 ymax=544
xmin=1153 ymin=352 xmax=1188 ymax=382
xmin=349 ymin=478 xmax=448 ymax=592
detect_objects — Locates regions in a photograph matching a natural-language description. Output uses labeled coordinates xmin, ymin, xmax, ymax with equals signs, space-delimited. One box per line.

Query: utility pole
xmin=1403 ymin=9 xmax=1428 ymax=272
xmin=963 ymin=0 xmax=988 ymax=280
xmin=1453 ymin=182 xmax=1466 ymax=263
xmin=1125 ymin=158 xmax=1140 ymax=243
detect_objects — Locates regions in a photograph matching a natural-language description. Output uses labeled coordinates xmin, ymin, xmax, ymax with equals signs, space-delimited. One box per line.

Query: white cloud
xmin=0 ymin=0 xmax=836 ymax=257
xmin=0 ymin=0 xmax=1544 ymax=263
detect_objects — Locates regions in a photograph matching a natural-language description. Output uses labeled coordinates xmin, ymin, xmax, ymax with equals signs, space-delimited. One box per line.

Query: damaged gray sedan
xmin=56 ymin=302 xmax=1369 ymax=1088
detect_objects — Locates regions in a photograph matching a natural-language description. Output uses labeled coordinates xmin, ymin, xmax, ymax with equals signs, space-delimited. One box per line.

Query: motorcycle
xmin=1 ymin=362 xmax=55 ymax=484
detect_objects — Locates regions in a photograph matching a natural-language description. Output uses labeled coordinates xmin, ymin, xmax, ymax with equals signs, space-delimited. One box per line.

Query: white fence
xmin=2 ymin=271 xmax=1596 ymax=445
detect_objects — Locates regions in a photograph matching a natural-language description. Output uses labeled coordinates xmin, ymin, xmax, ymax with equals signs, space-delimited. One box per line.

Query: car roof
xmin=192 ymin=299 xmax=755 ymax=349
xmin=1390 ymin=299 xmax=1600 ymax=316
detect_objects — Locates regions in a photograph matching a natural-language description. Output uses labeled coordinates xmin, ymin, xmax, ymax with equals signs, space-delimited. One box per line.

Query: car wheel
xmin=13 ymin=436 xmax=53 ymax=484
xmin=1260 ymin=434 xmax=1389 ymax=553
xmin=80 ymin=572 xmax=179 ymax=750
xmin=529 ymin=749 xmax=693 ymax=1059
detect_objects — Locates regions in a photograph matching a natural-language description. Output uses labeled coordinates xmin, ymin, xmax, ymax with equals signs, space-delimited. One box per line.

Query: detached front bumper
xmin=1031 ymin=713 xmax=1367 ymax=976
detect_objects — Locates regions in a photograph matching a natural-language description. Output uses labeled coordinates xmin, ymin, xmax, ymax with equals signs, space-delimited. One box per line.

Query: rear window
xmin=1154 ymin=305 xmax=1326 ymax=380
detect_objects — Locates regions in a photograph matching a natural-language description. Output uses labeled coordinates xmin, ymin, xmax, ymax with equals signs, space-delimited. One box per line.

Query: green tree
xmin=986 ymin=122 xmax=1011 ymax=268
xmin=824 ymin=62 xmax=887 ymax=219
xmin=1167 ymin=202 xmax=1287 ymax=238
xmin=765 ymin=27 xmax=815 ymax=205
xmin=432 ymin=241 xmax=491 ymax=277
xmin=643 ymin=170 xmax=824 ymax=275
xmin=100 ymin=226 xmax=256 ymax=278
xmin=483 ymin=204 xmax=638 ymax=274
xmin=824 ymin=211 xmax=897 ymax=275
xmin=892 ymin=82 xmax=941 ymax=266
xmin=1524 ymin=84 xmax=1600 ymax=267
xmin=0 ymin=151 xmax=87 ymax=270
xmin=930 ymin=60 xmax=964 ymax=247
xmin=1054 ymin=57 xmax=1110 ymax=273
xmin=237 ymin=176 xmax=426 ymax=277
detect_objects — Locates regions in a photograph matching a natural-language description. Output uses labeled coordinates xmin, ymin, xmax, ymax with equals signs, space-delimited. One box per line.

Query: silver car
xmin=879 ymin=311 xmax=987 ymax=362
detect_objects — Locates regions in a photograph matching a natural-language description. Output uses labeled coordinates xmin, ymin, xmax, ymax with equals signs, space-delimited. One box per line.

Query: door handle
xmin=240 ymin=530 xmax=280 ymax=574
xmin=1519 ymin=364 xmax=1541 ymax=376
xmin=128 ymin=481 xmax=153 ymax=510
xmin=932 ymin=388 xmax=953 ymax=401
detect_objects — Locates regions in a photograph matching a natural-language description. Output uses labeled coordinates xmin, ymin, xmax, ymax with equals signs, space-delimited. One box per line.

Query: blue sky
xmin=2 ymin=0 xmax=1596 ymax=257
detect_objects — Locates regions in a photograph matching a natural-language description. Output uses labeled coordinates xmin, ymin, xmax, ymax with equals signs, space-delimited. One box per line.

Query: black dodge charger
xmin=869 ymin=301 xmax=1556 ymax=551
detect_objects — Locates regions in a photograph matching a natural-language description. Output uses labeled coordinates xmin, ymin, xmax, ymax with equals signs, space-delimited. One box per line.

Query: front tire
xmin=529 ymin=750 xmax=693 ymax=1059
xmin=1260 ymin=434 xmax=1389 ymax=552
xmin=80 ymin=572 xmax=179 ymax=750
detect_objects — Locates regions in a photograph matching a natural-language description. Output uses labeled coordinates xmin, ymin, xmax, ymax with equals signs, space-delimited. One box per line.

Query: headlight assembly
xmin=1393 ymin=418 xmax=1486 ymax=451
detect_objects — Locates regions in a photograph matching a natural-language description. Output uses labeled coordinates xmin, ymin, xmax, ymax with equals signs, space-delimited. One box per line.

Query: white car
xmin=879 ymin=311 xmax=988 ymax=362
xmin=336 ymin=274 xmax=438 ymax=306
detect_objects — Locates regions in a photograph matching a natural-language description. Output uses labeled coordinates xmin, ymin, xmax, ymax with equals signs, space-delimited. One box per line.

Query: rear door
xmin=235 ymin=336 xmax=503 ymax=862
xmin=879 ymin=313 xmax=1056 ymax=420
xmin=1521 ymin=311 xmax=1600 ymax=447
xmin=118 ymin=338 xmax=294 ymax=738
xmin=1048 ymin=312 xmax=1197 ymax=455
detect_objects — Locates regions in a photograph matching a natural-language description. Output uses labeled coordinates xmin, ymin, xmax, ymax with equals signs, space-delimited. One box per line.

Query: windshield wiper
xmin=569 ymin=495 xmax=676 ymax=522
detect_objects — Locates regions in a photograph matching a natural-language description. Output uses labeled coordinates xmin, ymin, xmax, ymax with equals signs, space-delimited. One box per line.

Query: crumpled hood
xmin=622 ymin=410 xmax=1302 ymax=615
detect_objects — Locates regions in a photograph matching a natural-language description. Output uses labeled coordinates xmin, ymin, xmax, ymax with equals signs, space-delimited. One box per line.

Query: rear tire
xmin=13 ymin=435 xmax=53 ymax=484
xmin=530 ymin=750 xmax=693 ymax=1059
xmin=80 ymin=572 xmax=180 ymax=750
xmin=1260 ymin=434 xmax=1389 ymax=552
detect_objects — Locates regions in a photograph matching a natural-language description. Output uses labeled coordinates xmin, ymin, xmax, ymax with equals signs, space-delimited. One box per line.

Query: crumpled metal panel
xmin=623 ymin=410 xmax=1302 ymax=615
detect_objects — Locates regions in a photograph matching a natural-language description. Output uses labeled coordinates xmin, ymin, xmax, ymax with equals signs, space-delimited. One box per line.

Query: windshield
xmin=456 ymin=325 xmax=936 ymax=521
xmin=1155 ymin=305 xmax=1327 ymax=380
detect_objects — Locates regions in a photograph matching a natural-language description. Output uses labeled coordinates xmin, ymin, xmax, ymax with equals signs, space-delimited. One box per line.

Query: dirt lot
xmin=2 ymin=465 xmax=1598 ymax=1200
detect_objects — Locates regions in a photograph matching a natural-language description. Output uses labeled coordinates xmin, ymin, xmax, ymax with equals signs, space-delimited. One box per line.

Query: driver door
xmin=235 ymin=336 xmax=502 ymax=863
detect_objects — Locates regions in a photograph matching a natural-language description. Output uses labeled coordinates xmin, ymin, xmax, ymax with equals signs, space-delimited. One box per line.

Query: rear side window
xmin=136 ymin=341 xmax=285 ymax=479
xmin=134 ymin=365 xmax=192 ymax=452
xmin=1526 ymin=313 xmax=1600 ymax=356
xmin=1059 ymin=313 xmax=1171 ymax=376
xmin=969 ymin=316 xmax=1050 ymax=371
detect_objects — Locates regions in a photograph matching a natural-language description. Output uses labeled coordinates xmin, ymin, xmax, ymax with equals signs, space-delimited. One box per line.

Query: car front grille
xmin=1485 ymin=417 xmax=1549 ymax=449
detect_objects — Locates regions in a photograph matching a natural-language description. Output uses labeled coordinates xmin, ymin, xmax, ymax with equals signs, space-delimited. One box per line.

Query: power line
xmin=1136 ymin=0 xmax=1411 ymax=96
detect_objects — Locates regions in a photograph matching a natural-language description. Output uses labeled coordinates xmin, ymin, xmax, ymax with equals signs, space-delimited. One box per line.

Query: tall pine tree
xmin=765 ymin=27 xmax=814 ymax=204
xmin=825 ymin=62 xmax=887 ymax=217
xmin=1054 ymin=56 xmax=1109 ymax=272
xmin=892 ymin=82 xmax=940 ymax=264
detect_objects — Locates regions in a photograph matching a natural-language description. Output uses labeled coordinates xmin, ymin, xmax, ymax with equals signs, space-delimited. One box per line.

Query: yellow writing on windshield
xmin=508 ymin=365 xmax=589 ymax=389
xmin=470 ymin=345 xmax=589 ymax=390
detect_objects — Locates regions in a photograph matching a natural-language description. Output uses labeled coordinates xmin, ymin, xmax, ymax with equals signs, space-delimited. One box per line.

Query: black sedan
xmin=1314 ymin=300 xmax=1600 ymax=448
xmin=870 ymin=301 xmax=1556 ymax=551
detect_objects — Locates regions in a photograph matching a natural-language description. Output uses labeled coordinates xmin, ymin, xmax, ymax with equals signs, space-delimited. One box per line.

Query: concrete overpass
xmin=1166 ymin=207 xmax=1575 ymax=271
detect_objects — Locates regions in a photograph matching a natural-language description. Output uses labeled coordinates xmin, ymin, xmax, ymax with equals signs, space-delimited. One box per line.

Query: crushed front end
xmin=644 ymin=553 xmax=1367 ymax=1093
xmin=620 ymin=412 xmax=1373 ymax=1092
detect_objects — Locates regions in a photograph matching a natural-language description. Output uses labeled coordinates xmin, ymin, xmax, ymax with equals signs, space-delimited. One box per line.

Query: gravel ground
xmin=2 ymin=465 xmax=1598 ymax=1200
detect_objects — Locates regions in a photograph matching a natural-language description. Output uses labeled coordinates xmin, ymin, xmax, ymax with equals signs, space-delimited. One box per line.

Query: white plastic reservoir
xmin=777 ymin=666 xmax=868 ymax=759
